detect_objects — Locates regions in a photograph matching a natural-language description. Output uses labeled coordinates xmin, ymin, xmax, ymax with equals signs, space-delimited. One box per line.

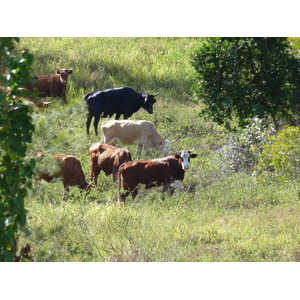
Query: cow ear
xmin=190 ymin=153 xmax=197 ymax=158
xmin=174 ymin=154 xmax=181 ymax=159
xmin=68 ymin=69 xmax=73 ymax=74
xmin=56 ymin=69 xmax=61 ymax=74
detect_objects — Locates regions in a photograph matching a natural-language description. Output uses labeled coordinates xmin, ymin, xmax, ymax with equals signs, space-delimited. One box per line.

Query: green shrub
xmin=256 ymin=126 xmax=300 ymax=183
xmin=191 ymin=38 xmax=300 ymax=130
xmin=0 ymin=38 xmax=35 ymax=261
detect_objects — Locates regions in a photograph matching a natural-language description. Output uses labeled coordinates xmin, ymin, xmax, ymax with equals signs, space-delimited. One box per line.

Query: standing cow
xmin=118 ymin=150 xmax=197 ymax=205
xmin=84 ymin=86 xmax=159 ymax=135
xmin=26 ymin=68 xmax=73 ymax=103
xmin=89 ymin=143 xmax=132 ymax=185
xmin=102 ymin=120 xmax=171 ymax=158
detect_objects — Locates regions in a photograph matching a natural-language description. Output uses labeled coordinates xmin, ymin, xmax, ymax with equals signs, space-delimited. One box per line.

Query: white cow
xmin=101 ymin=120 xmax=171 ymax=158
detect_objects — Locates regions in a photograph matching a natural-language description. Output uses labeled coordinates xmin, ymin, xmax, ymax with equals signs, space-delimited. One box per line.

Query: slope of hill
xmin=16 ymin=37 xmax=299 ymax=262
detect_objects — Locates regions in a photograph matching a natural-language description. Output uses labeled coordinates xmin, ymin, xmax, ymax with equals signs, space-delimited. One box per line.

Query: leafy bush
xmin=0 ymin=38 xmax=35 ymax=261
xmin=256 ymin=126 xmax=300 ymax=183
xmin=191 ymin=38 xmax=300 ymax=130
xmin=216 ymin=118 xmax=275 ymax=174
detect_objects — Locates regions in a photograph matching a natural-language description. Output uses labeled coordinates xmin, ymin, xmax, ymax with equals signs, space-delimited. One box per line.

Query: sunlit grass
xmin=16 ymin=37 xmax=300 ymax=262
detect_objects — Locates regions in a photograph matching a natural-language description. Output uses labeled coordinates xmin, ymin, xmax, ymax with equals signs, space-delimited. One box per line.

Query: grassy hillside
xmin=16 ymin=37 xmax=300 ymax=262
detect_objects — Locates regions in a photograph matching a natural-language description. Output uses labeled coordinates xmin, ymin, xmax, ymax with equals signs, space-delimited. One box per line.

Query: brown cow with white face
xmin=89 ymin=143 xmax=132 ymax=185
xmin=37 ymin=153 xmax=89 ymax=194
xmin=26 ymin=68 xmax=73 ymax=103
xmin=118 ymin=150 xmax=197 ymax=205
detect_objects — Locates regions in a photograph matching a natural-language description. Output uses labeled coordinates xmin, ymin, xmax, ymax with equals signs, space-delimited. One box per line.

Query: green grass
xmin=15 ymin=37 xmax=300 ymax=262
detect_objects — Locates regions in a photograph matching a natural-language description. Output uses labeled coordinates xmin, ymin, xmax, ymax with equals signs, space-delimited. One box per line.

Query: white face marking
xmin=180 ymin=150 xmax=190 ymax=170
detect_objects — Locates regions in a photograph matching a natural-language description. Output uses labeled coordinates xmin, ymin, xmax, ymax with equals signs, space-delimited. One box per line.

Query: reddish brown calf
xmin=26 ymin=68 xmax=73 ymax=103
xmin=37 ymin=153 xmax=89 ymax=193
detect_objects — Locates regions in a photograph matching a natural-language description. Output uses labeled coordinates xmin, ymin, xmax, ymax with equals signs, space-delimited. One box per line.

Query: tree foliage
xmin=0 ymin=38 xmax=35 ymax=261
xmin=191 ymin=38 xmax=300 ymax=130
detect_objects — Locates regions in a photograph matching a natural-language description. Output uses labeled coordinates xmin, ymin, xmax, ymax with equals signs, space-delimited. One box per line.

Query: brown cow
xmin=26 ymin=68 xmax=73 ymax=103
xmin=89 ymin=143 xmax=132 ymax=185
xmin=0 ymin=85 xmax=51 ymax=108
xmin=37 ymin=153 xmax=89 ymax=194
xmin=118 ymin=150 xmax=197 ymax=205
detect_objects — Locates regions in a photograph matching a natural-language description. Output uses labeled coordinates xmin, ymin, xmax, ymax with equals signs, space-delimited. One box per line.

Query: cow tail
xmin=128 ymin=152 xmax=132 ymax=162
xmin=117 ymin=164 xmax=123 ymax=207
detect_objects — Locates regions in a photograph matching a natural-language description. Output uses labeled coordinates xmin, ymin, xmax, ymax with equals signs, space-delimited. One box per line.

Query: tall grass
xmin=15 ymin=37 xmax=300 ymax=262
xmin=19 ymin=37 xmax=200 ymax=101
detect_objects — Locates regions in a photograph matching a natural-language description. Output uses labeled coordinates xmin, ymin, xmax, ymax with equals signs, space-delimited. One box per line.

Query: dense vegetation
xmin=0 ymin=38 xmax=35 ymax=261
xmin=11 ymin=37 xmax=300 ymax=261
xmin=191 ymin=38 xmax=300 ymax=130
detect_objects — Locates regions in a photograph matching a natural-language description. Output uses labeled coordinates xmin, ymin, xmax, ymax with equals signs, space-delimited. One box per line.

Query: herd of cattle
xmin=3 ymin=68 xmax=198 ymax=206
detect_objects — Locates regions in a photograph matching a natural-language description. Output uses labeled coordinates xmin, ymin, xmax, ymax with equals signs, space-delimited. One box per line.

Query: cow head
xmin=56 ymin=68 xmax=73 ymax=84
xmin=160 ymin=140 xmax=171 ymax=155
xmin=142 ymin=92 xmax=159 ymax=114
xmin=175 ymin=150 xmax=197 ymax=171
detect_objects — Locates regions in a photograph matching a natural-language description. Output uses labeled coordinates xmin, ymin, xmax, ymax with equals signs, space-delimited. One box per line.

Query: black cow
xmin=84 ymin=86 xmax=159 ymax=135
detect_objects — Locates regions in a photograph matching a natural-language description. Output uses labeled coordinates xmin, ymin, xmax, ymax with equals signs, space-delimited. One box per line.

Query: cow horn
xmin=172 ymin=150 xmax=181 ymax=154
xmin=153 ymin=92 xmax=160 ymax=96
xmin=189 ymin=149 xmax=195 ymax=153
xmin=42 ymin=100 xmax=55 ymax=104
xmin=170 ymin=136 xmax=180 ymax=143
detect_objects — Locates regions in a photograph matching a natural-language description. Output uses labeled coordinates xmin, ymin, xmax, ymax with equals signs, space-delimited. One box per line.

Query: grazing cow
xmin=0 ymin=86 xmax=52 ymax=108
xmin=102 ymin=120 xmax=171 ymax=158
xmin=37 ymin=152 xmax=89 ymax=194
xmin=84 ymin=86 xmax=159 ymax=135
xmin=26 ymin=68 xmax=73 ymax=103
xmin=89 ymin=143 xmax=132 ymax=185
xmin=118 ymin=150 xmax=197 ymax=205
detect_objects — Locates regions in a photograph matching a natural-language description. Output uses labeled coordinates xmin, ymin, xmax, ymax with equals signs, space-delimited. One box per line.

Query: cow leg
xmin=63 ymin=183 xmax=70 ymax=199
xmin=91 ymin=170 xmax=100 ymax=186
xmin=162 ymin=183 xmax=173 ymax=194
xmin=112 ymin=172 xmax=118 ymax=182
xmin=115 ymin=113 xmax=121 ymax=120
xmin=132 ymin=188 xmax=138 ymax=199
xmin=169 ymin=187 xmax=175 ymax=195
xmin=93 ymin=115 xmax=100 ymax=136
xmin=145 ymin=147 xmax=150 ymax=156
xmin=118 ymin=190 xmax=130 ymax=206
xmin=136 ymin=145 xmax=142 ymax=160
xmin=62 ymin=93 xmax=67 ymax=104
xmin=86 ymin=114 xmax=93 ymax=135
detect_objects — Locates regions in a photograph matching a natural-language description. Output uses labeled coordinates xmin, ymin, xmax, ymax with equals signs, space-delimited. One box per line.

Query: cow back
xmin=102 ymin=120 xmax=162 ymax=147
xmin=119 ymin=160 xmax=170 ymax=188
xmin=85 ymin=87 xmax=145 ymax=116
